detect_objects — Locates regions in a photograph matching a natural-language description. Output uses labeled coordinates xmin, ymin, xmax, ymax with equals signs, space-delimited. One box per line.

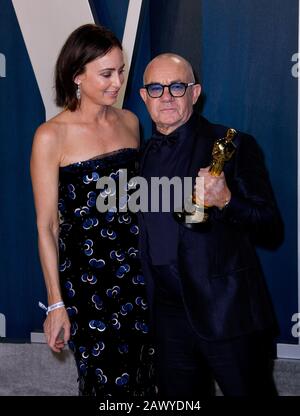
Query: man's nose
xmin=161 ymin=86 xmax=174 ymax=100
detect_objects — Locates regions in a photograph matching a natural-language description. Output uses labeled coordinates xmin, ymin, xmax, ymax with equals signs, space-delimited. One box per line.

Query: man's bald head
xmin=143 ymin=53 xmax=195 ymax=84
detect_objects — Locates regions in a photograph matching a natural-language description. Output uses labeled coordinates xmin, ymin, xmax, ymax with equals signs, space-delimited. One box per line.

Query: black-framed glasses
xmin=143 ymin=82 xmax=195 ymax=98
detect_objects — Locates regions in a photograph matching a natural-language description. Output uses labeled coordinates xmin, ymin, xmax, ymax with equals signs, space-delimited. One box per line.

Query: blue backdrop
xmin=0 ymin=0 xmax=298 ymax=344
xmin=0 ymin=0 xmax=46 ymax=339
xmin=200 ymin=0 xmax=298 ymax=343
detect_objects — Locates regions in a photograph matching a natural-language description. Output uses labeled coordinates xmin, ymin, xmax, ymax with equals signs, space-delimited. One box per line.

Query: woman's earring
xmin=76 ymin=84 xmax=81 ymax=100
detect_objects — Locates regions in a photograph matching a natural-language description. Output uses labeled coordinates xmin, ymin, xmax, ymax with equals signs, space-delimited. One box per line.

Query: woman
xmin=30 ymin=23 xmax=155 ymax=398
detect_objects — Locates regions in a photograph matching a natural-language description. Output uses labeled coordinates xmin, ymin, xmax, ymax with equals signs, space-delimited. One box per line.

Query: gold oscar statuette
xmin=174 ymin=128 xmax=237 ymax=229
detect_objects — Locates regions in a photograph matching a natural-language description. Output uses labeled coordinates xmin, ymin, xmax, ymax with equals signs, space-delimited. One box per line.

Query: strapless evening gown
xmin=58 ymin=148 xmax=156 ymax=397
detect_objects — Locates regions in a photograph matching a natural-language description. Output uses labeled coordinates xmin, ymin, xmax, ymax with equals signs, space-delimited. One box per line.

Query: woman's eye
xmin=101 ymin=73 xmax=111 ymax=78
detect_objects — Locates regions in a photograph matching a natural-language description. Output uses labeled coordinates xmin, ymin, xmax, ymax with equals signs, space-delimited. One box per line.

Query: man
xmin=138 ymin=53 xmax=282 ymax=398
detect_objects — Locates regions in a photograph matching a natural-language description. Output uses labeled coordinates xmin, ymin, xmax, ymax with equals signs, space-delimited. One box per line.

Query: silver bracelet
xmin=38 ymin=301 xmax=65 ymax=315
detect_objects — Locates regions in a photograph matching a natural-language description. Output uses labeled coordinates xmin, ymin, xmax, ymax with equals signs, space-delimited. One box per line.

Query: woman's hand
xmin=43 ymin=307 xmax=71 ymax=353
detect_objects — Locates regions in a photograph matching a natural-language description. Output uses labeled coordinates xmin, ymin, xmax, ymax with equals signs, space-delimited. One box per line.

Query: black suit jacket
xmin=138 ymin=114 xmax=282 ymax=341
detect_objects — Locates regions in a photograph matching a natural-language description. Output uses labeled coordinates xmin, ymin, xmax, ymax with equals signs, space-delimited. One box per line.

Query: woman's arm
xmin=30 ymin=124 xmax=70 ymax=352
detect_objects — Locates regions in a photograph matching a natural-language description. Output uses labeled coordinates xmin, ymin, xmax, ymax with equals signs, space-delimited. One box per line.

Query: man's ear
xmin=139 ymin=87 xmax=147 ymax=103
xmin=192 ymin=84 xmax=201 ymax=105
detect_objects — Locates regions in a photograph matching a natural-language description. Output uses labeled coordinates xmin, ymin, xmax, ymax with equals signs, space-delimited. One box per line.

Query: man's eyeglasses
xmin=143 ymin=82 xmax=195 ymax=98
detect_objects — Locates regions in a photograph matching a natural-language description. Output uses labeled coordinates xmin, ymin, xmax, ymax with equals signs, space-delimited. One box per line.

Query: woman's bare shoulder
xmin=116 ymin=109 xmax=140 ymax=148
xmin=111 ymin=108 xmax=139 ymax=137
xmin=33 ymin=112 xmax=68 ymax=146
xmin=116 ymin=107 xmax=139 ymax=126
xmin=31 ymin=114 xmax=69 ymax=165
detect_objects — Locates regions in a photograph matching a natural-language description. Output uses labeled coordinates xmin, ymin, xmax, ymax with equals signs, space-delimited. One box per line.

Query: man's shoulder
xmin=197 ymin=114 xmax=230 ymax=136
xmin=197 ymin=115 xmax=254 ymax=145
